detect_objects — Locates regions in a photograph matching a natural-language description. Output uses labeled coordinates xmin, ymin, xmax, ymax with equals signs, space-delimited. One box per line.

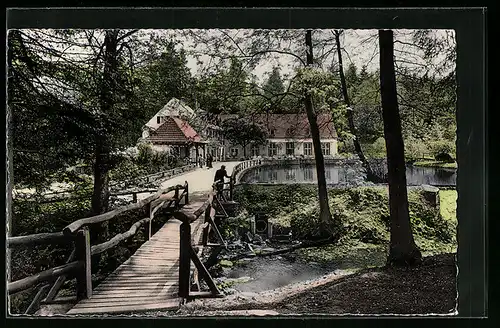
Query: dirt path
xmin=177 ymin=253 xmax=457 ymax=316
xmin=137 ymin=161 xmax=241 ymax=201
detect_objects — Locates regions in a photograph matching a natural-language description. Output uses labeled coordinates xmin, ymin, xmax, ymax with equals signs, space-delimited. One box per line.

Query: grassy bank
xmin=413 ymin=160 xmax=458 ymax=169
xmin=234 ymin=185 xmax=457 ymax=268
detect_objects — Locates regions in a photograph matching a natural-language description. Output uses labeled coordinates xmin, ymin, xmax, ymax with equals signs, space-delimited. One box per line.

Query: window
xmin=251 ymin=145 xmax=260 ymax=157
xmin=325 ymin=169 xmax=331 ymax=180
xmin=157 ymin=116 xmax=162 ymax=124
xmin=286 ymin=169 xmax=296 ymax=181
xmin=286 ymin=142 xmax=295 ymax=155
xmin=268 ymin=143 xmax=277 ymax=156
xmin=303 ymin=142 xmax=313 ymax=156
xmin=321 ymin=142 xmax=331 ymax=156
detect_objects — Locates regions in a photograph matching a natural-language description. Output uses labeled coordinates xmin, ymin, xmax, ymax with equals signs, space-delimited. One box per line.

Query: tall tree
xmin=305 ymin=30 xmax=334 ymax=238
xmin=137 ymin=40 xmax=194 ymax=116
xmin=263 ymin=66 xmax=286 ymax=110
xmin=333 ymin=30 xmax=374 ymax=179
xmin=379 ymin=30 xmax=422 ymax=266
xmin=220 ymin=117 xmax=267 ymax=158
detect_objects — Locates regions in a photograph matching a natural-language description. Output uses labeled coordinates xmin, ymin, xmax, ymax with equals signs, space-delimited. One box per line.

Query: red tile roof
xmin=219 ymin=113 xmax=337 ymax=139
xmin=149 ymin=117 xmax=202 ymax=144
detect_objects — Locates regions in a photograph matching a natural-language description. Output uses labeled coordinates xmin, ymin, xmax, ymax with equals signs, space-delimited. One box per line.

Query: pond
xmin=239 ymin=163 xmax=456 ymax=186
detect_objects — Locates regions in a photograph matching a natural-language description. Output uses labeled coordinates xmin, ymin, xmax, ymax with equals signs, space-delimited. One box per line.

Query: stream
xmin=218 ymin=253 xmax=338 ymax=293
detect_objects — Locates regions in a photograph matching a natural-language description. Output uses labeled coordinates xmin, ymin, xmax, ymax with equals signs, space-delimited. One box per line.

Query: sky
xmin=20 ymin=28 xmax=454 ymax=86
xmin=177 ymin=29 xmax=454 ymax=83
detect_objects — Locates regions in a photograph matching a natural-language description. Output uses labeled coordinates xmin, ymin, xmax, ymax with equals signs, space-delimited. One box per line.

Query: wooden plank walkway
xmin=67 ymin=202 xmax=205 ymax=315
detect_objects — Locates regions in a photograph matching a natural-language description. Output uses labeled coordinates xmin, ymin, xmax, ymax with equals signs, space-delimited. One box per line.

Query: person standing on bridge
xmin=214 ymin=165 xmax=231 ymax=194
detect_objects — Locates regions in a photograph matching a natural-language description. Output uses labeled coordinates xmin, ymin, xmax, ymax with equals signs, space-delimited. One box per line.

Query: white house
xmin=219 ymin=113 xmax=338 ymax=160
xmin=140 ymin=98 xmax=224 ymax=161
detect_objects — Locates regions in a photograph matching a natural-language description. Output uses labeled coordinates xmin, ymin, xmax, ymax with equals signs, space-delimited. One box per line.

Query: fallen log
xmin=229 ymin=237 xmax=335 ymax=261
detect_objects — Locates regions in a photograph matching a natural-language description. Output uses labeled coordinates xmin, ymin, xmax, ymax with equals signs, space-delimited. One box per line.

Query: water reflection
xmin=239 ymin=164 xmax=456 ymax=186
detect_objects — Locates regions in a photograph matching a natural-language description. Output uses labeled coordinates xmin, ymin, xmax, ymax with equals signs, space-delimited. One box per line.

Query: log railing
xmin=172 ymin=184 xmax=229 ymax=300
xmin=109 ymin=164 xmax=197 ymax=191
xmin=7 ymin=182 xmax=190 ymax=314
xmin=13 ymin=164 xmax=197 ymax=204
xmin=228 ymin=159 xmax=264 ymax=200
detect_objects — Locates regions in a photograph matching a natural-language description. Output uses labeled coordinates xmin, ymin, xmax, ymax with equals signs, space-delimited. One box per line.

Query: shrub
xmin=427 ymin=139 xmax=455 ymax=160
xmin=137 ymin=143 xmax=154 ymax=165
xmin=363 ymin=137 xmax=386 ymax=159
xmin=234 ymin=185 xmax=457 ymax=252
xmin=405 ymin=136 xmax=429 ymax=160
xmin=338 ymin=140 xmax=355 ymax=155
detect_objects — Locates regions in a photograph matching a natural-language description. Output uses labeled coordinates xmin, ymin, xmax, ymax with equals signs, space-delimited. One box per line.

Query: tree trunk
xmin=334 ymin=30 xmax=374 ymax=179
xmin=305 ymin=30 xmax=335 ymax=238
xmin=379 ymin=30 xmax=422 ymax=266
xmin=7 ymin=36 xmax=14 ymax=285
xmin=90 ymin=30 xmax=119 ymax=244
xmin=242 ymin=142 xmax=247 ymax=158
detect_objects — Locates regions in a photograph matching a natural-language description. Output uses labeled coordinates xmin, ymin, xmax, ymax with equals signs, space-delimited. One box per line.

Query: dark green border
xmin=4 ymin=6 xmax=487 ymax=322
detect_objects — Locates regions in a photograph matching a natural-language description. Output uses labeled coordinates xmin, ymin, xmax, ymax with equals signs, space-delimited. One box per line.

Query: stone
xmin=421 ymin=184 xmax=440 ymax=208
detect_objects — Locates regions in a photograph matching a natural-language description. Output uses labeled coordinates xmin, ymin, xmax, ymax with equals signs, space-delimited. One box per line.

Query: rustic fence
xmin=7 ymin=182 xmax=189 ymax=314
xmin=13 ymin=164 xmax=197 ymax=204
xmin=172 ymin=184 xmax=229 ymax=299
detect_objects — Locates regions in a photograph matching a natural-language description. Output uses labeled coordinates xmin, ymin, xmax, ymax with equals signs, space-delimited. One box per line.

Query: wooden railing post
xmin=229 ymin=177 xmax=233 ymax=201
xmin=75 ymin=228 xmax=92 ymax=300
xmin=174 ymin=186 xmax=180 ymax=209
xmin=178 ymin=220 xmax=191 ymax=298
xmin=202 ymin=207 xmax=210 ymax=246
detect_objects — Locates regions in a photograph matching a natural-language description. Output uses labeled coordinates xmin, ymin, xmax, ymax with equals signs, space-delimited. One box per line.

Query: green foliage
xmin=362 ymin=137 xmax=387 ymax=159
xmin=220 ymin=117 xmax=268 ymax=156
xmin=136 ymin=40 xmax=195 ymax=118
xmin=263 ymin=66 xmax=285 ymax=100
xmin=234 ymin=185 xmax=457 ymax=252
xmin=109 ymin=145 xmax=183 ymax=182
xmin=428 ymin=139 xmax=455 ymax=160
xmin=413 ymin=160 xmax=457 ymax=169
xmin=439 ymin=190 xmax=457 ymax=222
xmin=298 ymin=241 xmax=387 ymax=269
xmin=195 ymin=57 xmax=252 ymax=114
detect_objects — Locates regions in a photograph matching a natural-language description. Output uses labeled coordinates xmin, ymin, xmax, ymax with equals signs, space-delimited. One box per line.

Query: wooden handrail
xmin=91 ymin=217 xmax=150 ymax=255
xmin=63 ymin=184 xmax=185 ymax=235
xmin=8 ymin=261 xmax=83 ymax=295
xmin=172 ymin=192 xmax=215 ymax=224
xmin=7 ymin=232 xmax=72 ymax=248
xmin=109 ymin=164 xmax=196 ymax=188
xmin=177 ymin=189 xmax=225 ymax=299
xmin=9 ymin=180 xmax=191 ymax=311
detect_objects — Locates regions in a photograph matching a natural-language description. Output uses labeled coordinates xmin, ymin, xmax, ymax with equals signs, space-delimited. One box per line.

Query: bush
xmin=427 ymin=139 xmax=455 ymax=161
xmin=338 ymin=140 xmax=355 ymax=155
xmin=234 ymin=185 xmax=457 ymax=251
xmin=363 ymin=137 xmax=386 ymax=159
xmin=405 ymin=136 xmax=429 ymax=160
xmin=435 ymin=152 xmax=454 ymax=162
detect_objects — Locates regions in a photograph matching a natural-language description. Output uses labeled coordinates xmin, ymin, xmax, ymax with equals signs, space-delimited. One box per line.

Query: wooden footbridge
xmin=8 ymin=175 xmax=239 ymax=315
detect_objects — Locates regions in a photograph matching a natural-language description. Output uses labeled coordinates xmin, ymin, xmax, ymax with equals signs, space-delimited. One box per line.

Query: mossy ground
xmin=413 ymin=160 xmax=458 ymax=168
xmin=234 ymin=185 xmax=457 ymax=268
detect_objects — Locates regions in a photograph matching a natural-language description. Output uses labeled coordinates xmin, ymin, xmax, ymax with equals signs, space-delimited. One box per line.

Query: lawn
xmin=413 ymin=160 xmax=458 ymax=169
xmin=439 ymin=189 xmax=458 ymax=221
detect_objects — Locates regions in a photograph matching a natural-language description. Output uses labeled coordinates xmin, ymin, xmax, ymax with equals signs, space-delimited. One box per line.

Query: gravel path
xmin=137 ymin=161 xmax=240 ymax=201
